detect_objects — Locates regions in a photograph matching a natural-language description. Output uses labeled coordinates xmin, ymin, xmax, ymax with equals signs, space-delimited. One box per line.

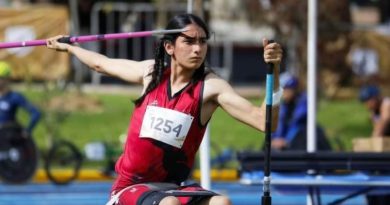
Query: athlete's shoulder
xmin=203 ymin=72 xmax=233 ymax=100
xmin=204 ymin=72 xmax=228 ymax=86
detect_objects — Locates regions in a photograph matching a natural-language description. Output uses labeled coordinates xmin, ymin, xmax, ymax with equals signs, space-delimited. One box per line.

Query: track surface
xmin=0 ymin=181 xmax=367 ymax=205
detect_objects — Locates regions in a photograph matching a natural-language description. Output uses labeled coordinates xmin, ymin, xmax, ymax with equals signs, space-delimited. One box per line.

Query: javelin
xmin=262 ymin=40 xmax=275 ymax=205
xmin=0 ymin=29 xmax=186 ymax=49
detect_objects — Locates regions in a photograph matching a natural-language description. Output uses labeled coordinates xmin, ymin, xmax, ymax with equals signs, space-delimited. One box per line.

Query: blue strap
xmin=266 ymin=74 xmax=274 ymax=106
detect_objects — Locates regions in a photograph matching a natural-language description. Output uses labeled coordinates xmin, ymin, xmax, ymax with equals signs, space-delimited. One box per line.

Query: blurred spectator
xmin=0 ymin=61 xmax=41 ymax=135
xmin=359 ymin=85 xmax=390 ymax=137
xmin=270 ymin=73 xmax=332 ymax=151
xmin=359 ymin=85 xmax=390 ymax=205
xmin=347 ymin=34 xmax=380 ymax=85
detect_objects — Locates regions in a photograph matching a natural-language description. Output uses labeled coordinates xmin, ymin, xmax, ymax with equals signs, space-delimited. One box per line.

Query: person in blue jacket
xmin=271 ymin=73 xmax=331 ymax=151
xmin=0 ymin=61 xmax=41 ymax=136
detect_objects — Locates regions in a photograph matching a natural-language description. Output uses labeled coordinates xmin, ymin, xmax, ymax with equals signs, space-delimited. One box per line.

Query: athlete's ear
xmin=164 ymin=41 xmax=174 ymax=56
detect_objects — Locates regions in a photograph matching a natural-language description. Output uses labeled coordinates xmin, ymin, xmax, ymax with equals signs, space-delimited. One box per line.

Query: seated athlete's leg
xmin=115 ymin=182 xmax=190 ymax=205
xmin=197 ymin=195 xmax=232 ymax=205
xmin=117 ymin=184 xmax=157 ymax=205
xmin=175 ymin=184 xmax=227 ymax=205
xmin=159 ymin=196 xmax=181 ymax=205
xmin=135 ymin=186 xmax=180 ymax=205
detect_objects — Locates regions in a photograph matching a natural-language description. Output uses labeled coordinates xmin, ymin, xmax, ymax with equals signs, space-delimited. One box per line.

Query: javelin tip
xmin=152 ymin=29 xmax=188 ymax=35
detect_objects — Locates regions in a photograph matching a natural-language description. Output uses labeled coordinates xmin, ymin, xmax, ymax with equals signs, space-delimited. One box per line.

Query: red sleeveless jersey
xmin=113 ymin=69 xmax=207 ymax=192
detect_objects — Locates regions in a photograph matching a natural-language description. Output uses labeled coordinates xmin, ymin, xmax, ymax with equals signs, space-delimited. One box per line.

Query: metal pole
xmin=200 ymin=125 xmax=211 ymax=190
xmin=307 ymin=0 xmax=317 ymax=153
xmin=187 ymin=0 xmax=193 ymax=13
xmin=69 ymin=0 xmax=80 ymax=35
xmin=307 ymin=0 xmax=318 ymax=204
xmin=69 ymin=0 xmax=84 ymax=90
xmin=194 ymin=0 xmax=204 ymax=18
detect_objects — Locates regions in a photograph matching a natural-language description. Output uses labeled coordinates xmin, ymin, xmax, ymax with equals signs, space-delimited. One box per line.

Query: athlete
xmin=46 ymin=14 xmax=283 ymax=205
xmin=0 ymin=61 xmax=41 ymax=136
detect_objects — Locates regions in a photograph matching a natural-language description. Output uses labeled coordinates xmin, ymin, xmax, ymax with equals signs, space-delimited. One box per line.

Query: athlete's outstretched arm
xmin=46 ymin=35 xmax=154 ymax=84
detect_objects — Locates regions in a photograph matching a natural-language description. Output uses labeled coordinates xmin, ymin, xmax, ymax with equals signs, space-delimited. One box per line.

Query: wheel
xmin=44 ymin=140 xmax=83 ymax=185
xmin=0 ymin=127 xmax=38 ymax=184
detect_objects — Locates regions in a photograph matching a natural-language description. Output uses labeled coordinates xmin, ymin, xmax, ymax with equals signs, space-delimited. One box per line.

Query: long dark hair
xmin=134 ymin=14 xmax=210 ymax=105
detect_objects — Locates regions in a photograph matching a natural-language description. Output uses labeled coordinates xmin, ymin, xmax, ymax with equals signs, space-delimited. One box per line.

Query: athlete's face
xmin=165 ymin=23 xmax=208 ymax=70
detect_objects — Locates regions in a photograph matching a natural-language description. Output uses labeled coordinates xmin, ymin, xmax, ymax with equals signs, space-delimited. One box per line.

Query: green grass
xmin=209 ymin=98 xmax=373 ymax=152
xmin=15 ymin=86 xmax=373 ymax=168
xmin=20 ymin=90 xmax=133 ymax=150
xmin=318 ymin=100 xmax=372 ymax=151
xmin=209 ymin=105 xmax=264 ymax=151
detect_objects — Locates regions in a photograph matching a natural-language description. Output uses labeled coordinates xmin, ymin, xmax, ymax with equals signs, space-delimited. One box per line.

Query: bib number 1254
xmin=140 ymin=106 xmax=194 ymax=148
xmin=150 ymin=117 xmax=182 ymax=138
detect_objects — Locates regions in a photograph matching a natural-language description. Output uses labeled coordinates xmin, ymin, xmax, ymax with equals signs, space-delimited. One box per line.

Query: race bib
xmin=140 ymin=106 xmax=194 ymax=148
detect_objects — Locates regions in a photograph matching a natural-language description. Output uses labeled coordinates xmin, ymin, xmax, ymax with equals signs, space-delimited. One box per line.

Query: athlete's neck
xmin=169 ymin=64 xmax=195 ymax=90
xmin=169 ymin=73 xmax=193 ymax=95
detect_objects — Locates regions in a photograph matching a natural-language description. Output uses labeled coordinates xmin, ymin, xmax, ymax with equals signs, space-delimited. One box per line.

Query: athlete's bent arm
xmin=205 ymin=75 xmax=279 ymax=132
xmin=46 ymin=35 xmax=154 ymax=84
xmin=206 ymin=39 xmax=282 ymax=132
